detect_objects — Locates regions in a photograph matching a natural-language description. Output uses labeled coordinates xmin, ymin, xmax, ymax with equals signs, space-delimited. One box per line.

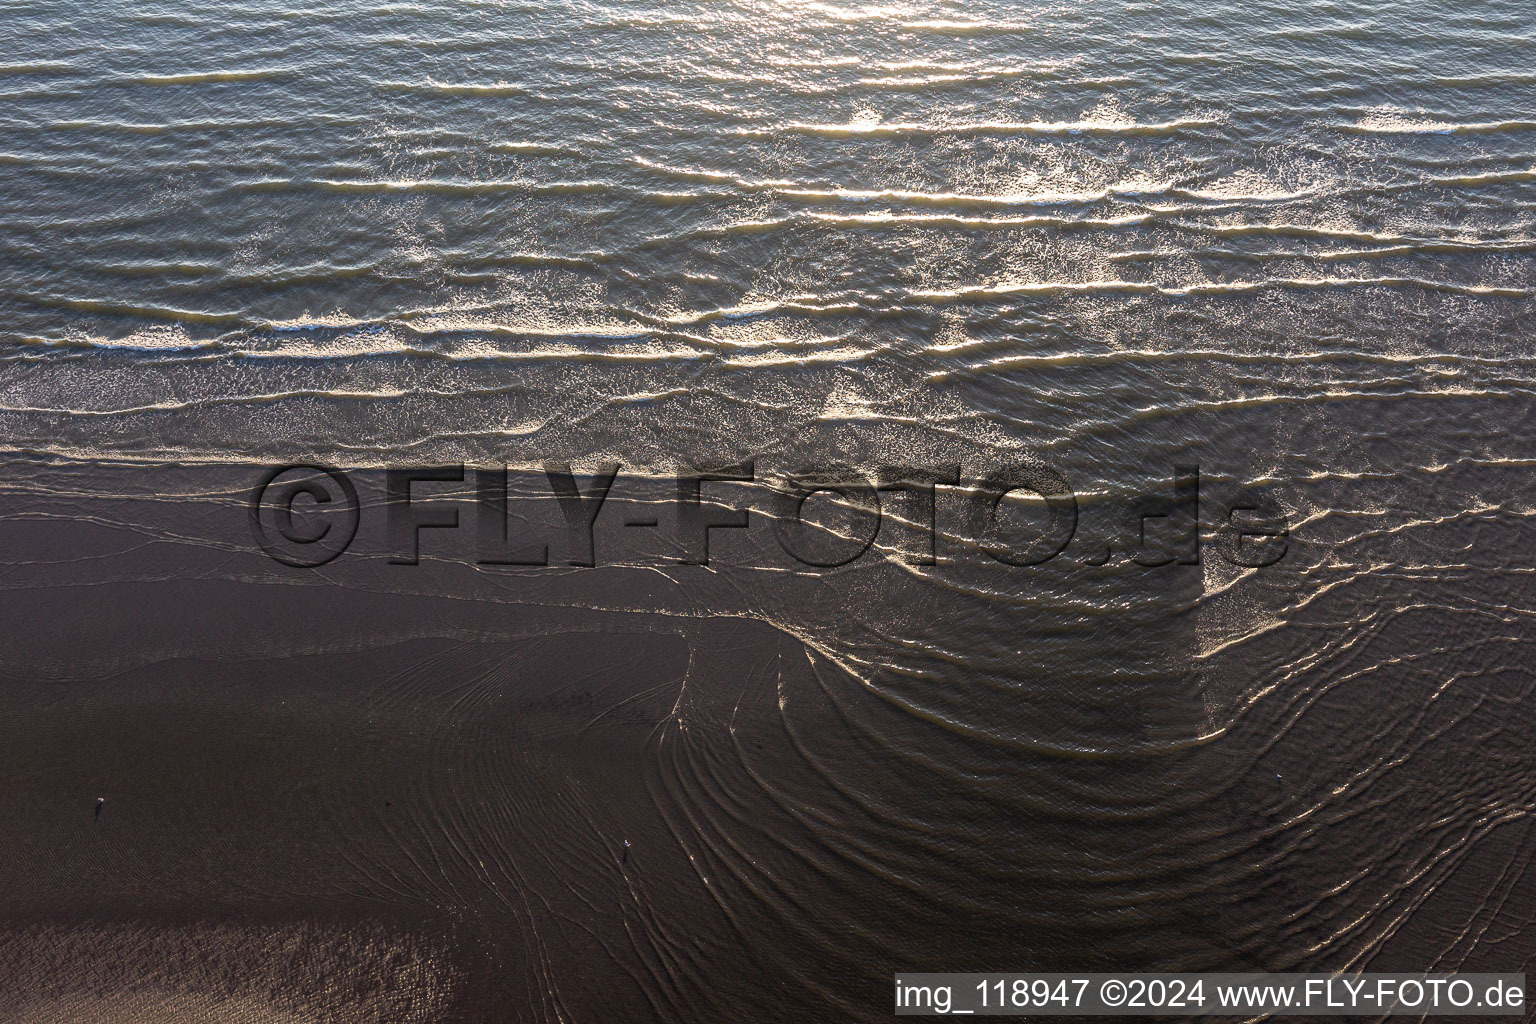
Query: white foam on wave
xmin=907 ymin=276 xmax=1530 ymax=303
xmin=130 ymin=68 xmax=289 ymax=85
xmin=735 ymin=112 xmax=1223 ymax=139
xmin=376 ymin=78 xmax=527 ymax=95
xmin=1178 ymin=170 xmax=1320 ymax=202
xmin=1429 ymin=167 xmax=1536 ymax=186
xmin=19 ymin=326 xmax=217 ymax=354
xmin=630 ymin=156 xmax=799 ymax=190
xmin=777 ymin=179 xmax=1175 ymax=207
xmin=793 ymin=1 xmax=908 ymax=22
xmin=1347 ymin=109 xmax=1536 ymax=134
xmin=900 ymin=19 xmax=1033 ymax=33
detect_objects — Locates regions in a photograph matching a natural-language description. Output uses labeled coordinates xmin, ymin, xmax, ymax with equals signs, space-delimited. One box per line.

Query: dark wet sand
xmin=1 ymin=460 xmax=1532 ymax=1022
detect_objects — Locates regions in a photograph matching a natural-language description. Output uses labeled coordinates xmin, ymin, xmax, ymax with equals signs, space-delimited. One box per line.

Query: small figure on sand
xmin=94 ymin=797 xmax=104 ymax=822
xmin=622 ymin=839 xmax=630 ymax=864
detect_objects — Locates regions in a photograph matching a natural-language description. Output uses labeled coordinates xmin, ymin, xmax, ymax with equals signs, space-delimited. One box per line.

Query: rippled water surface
xmin=1 ymin=0 xmax=1534 ymax=1020
xmin=2 ymin=0 xmax=1532 ymax=463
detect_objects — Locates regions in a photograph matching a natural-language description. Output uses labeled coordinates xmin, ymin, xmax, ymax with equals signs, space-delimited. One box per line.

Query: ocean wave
xmin=735 ymin=115 xmax=1221 ymax=139
xmin=240 ymin=177 xmax=622 ymax=196
xmin=1172 ymin=220 xmax=1492 ymax=247
xmin=37 ymin=115 xmax=364 ymax=134
xmin=376 ymin=79 xmax=528 ymax=96
xmin=489 ymin=140 xmax=581 ymax=155
xmin=776 ymin=181 xmax=1175 ymax=207
xmin=0 ymin=60 xmax=76 ymax=75
xmin=792 ymin=2 xmax=906 ymax=23
xmin=631 ymin=156 xmax=1174 ymax=207
xmin=44 ymin=120 xmax=170 ymax=135
xmin=767 ymin=55 xmax=861 ymax=68
xmin=925 ymin=345 xmax=1536 ymax=372
xmin=12 ymin=293 xmax=253 ymax=326
xmin=1346 ymin=113 xmax=1536 ymax=135
xmin=1428 ymin=167 xmax=1536 ymax=186
xmin=1112 ymin=237 xmax=1536 ymax=263
xmin=907 ymin=276 xmax=1529 ymax=303
xmin=1434 ymin=72 xmax=1536 ymax=86
xmin=642 ymin=209 xmax=1149 ymax=248
xmin=13 ymin=327 xmax=219 ymax=354
xmin=899 ymin=19 xmax=1033 ymax=34
xmin=1173 ymin=182 xmax=1319 ymax=202
xmin=129 ymin=68 xmax=290 ymax=85
xmin=812 ymin=209 xmax=1150 ymax=230
xmin=630 ymin=156 xmax=800 ymax=190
